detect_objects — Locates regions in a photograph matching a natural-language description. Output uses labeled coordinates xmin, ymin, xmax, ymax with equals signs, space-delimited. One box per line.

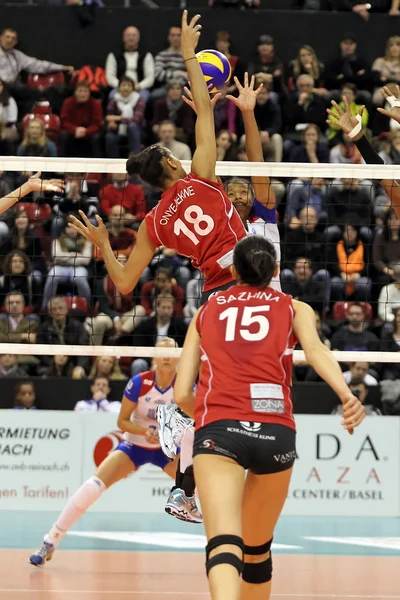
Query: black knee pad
xmin=242 ymin=538 xmax=273 ymax=584
xmin=205 ymin=534 xmax=244 ymax=577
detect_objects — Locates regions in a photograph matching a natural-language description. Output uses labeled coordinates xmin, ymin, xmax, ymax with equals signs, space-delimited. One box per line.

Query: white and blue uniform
xmin=116 ymin=371 xmax=175 ymax=469
xmin=247 ymin=199 xmax=281 ymax=292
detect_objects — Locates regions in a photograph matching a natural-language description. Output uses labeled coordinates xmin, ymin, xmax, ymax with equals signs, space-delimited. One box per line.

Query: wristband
xmin=387 ymin=95 xmax=400 ymax=109
xmin=348 ymin=114 xmax=363 ymax=139
xmin=184 ymin=57 xmax=197 ymax=63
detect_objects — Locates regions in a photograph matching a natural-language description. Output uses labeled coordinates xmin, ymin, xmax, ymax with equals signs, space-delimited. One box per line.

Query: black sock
xmin=182 ymin=465 xmax=196 ymax=497
xmin=171 ymin=459 xmax=184 ymax=492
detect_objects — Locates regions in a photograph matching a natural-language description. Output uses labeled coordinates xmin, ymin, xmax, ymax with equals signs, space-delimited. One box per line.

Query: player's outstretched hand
xmin=181 ymin=10 xmax=202 ymax=56
xmin=339 ymin=391 xmax=366 ymax=435
xmin=69 ymin=210 xmax=109 ymax=249
xmin=27 ymin=172 xmax=65 ymax=194
xmin=182 ymin=86 xmax=221 ymax=114
xmin=326 ymin=96 xmax=365 ymax=140
xmin=377 ymin=85 xmax=400 ymax=124
xmin=226 ymin=73 xmax=263 ymax=112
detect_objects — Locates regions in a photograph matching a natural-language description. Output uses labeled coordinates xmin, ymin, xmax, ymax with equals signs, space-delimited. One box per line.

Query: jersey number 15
xmin=174 ymin=205 xmax=214 ymax=245
xmin=220 ymin=306 xmax=270 ymax=342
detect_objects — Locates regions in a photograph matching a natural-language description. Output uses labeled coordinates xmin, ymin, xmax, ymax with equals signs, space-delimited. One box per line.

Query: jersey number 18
xmin=174 ymin=205 xmax=214 ymax=245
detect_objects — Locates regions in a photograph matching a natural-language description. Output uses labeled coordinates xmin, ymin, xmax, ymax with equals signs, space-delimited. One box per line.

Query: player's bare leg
xmin=193 ymin=454 xmax=245 ymax=600
xmin=240 ymin=469 xmax=293 ymax=600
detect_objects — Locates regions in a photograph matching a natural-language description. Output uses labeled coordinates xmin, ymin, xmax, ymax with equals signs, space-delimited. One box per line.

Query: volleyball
xmin=195 ymin=49 xmax=232 ymax=94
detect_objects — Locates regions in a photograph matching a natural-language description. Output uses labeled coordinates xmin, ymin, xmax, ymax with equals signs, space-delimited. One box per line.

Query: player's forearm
xmin=99 ymin=241 xmax=131 ymax=294
xmin=183 ymin=54 xmax=212 ymax=116
xmin=242 ymin=111 xmax=264 ymax=163
xmin=175 ymin=392 xmax=195 ymax=420
xmin=304 ymin=344 xmax=350 ymax=402
xmin=354 ymin=135 xmax=384 ymax=165
xmin=0 ymin=181 xmax=32 ymax=215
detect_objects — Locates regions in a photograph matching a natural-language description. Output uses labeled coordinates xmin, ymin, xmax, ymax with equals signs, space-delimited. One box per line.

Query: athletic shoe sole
xmin=157 ymin=406 xmax=176 ymax=459
xmin=165 ymin=503 xmax=203 ymax=524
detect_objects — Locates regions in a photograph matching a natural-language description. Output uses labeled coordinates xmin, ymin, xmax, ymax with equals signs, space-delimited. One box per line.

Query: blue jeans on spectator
xmin=42 ymin=266 xmax=91 ymax=309
xmin=331 ymin=276 xmax=372 ymax=302
xmin=105 ymin=123 xmax=142 ymax=158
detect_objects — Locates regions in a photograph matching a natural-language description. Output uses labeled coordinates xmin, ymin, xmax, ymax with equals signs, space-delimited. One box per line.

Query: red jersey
xmin=195 ymin=284 xmax=296 ymax=430
xmin=145 ymin=173 xmax=246 ymax=292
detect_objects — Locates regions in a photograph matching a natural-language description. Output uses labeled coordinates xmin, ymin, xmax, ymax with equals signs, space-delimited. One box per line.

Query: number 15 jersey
xmin=145 ymin=173 xmax=246 ymax=292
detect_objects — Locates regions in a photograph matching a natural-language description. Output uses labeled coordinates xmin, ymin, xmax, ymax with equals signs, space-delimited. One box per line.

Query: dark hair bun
xmin=233 ymin=235 xmax=276 ymax=288
xmin=126 ymin=155 xmax=142 ymax=176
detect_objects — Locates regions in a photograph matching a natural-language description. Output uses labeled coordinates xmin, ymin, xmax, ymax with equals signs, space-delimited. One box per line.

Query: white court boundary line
xmin=1 ymin=591 xmax=400 ymax=598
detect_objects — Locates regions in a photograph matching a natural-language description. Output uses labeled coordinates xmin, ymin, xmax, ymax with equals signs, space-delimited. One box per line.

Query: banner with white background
xmin=0 ymin=411 xmax=398 ymax=516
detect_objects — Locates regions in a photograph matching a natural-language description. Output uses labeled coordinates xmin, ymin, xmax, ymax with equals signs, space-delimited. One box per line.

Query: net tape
xmin=0 ymin=156 xmax=399 ymax=179
xmin=0 ymin=343 xmax=397 ymax=363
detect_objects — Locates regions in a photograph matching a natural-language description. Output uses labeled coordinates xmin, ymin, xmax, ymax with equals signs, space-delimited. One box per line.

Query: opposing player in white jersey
xmin=29 ymin=338 xmax=199 ymax=567
xmin=158 ymin=75 xmax=282 ymax=481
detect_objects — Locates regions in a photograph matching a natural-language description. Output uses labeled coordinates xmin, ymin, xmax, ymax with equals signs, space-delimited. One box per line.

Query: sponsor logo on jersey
xmin=126 ymin=380 xmax=133 ymax=390
xmin=145 ymin=396 xmax=151 ymax=403
xmin=251 ymin=399 xmax=285 ymax=414
xmin=202 ymin=439 xmax=215 ymax=450
xmin=143 ymin=379 xmax=153 ymax=386
xmin=240 ymin=421 xmax=262 ymax=432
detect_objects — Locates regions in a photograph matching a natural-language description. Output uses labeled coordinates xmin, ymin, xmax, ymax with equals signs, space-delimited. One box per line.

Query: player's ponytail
xmin=233 ymin=235 xmax=276 ymax=288
xmin=126 ymin=146 xmax=167 ymax=188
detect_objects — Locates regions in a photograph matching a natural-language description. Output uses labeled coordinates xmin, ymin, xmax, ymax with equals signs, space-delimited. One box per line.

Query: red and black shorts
xmin=193 ymin=419 xmax=296 ymax=475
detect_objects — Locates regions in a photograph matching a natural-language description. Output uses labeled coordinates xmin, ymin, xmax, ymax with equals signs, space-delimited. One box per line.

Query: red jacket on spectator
xmin=141 ymin=280 xmax=184 ymax=317
xmin=94 ymin=227 xmax=136 ymax=261
xmin=61 ymin=97 xmax=103 ymax=135
xmin=100 ymin=183 xmax=146 ymax=220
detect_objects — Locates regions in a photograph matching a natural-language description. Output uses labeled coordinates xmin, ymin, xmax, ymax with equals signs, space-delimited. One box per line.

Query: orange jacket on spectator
xmin=99 ymin=183 xmax=146 ymax=220
xmin=61 ymin=96 xmax=103 ymax=136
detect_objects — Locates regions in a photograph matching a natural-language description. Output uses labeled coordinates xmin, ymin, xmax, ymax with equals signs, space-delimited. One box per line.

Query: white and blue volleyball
xmin=195 ymin=49 xmax=232 ymax=94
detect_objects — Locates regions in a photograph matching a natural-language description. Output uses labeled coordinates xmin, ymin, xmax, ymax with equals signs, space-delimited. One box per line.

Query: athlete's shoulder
xmin=140 ymin=371 xmax=156 ymax=393
xmin=124 ymin=372 xmax=153 ymax=402
xmin=188 ymin=172 xmax=225 ymax=191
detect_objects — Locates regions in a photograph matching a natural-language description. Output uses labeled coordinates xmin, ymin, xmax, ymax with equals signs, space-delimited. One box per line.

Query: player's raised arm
xmin=292 ymin=299 xmax=365 ymax=434
xmin=227 ymin=74 xmax=276 ymax=209
xmin=0 ymin=172 xmax=64 ymax=215
xmin=181 ymin=10 xmax=218 ymax=182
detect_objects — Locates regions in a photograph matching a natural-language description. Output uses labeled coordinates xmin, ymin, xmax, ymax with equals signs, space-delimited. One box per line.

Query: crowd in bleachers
xmin=1 ymin=23 xmax=400 ymax=414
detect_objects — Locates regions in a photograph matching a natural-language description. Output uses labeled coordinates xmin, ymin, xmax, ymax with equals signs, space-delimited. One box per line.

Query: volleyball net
xmin=0 ymin=156 xmax=399 ymax=375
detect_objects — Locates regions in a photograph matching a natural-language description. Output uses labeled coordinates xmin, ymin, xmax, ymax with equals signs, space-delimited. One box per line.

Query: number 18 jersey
xmin=145 ymin=173 xmax=246 ymax=292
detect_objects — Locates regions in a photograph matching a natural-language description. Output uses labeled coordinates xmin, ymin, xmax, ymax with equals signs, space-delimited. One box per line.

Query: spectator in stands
xmin=379 ymin=129 xmax=400 ymax=164
xmin=13 ymin=381 xmax=36 ymax=410
xmin=129 ymin=293 xmax=188 ymax=376
xmin=216 ymin=129 xmax=238 ymax=162
xmin=17 ymin=118 xmax=57 ymax=157
xmin=105 ymin=26 xmax=155 ymax=102
xmin=0 ymin=353 xmax=28 ymax=379
xmin=283 ymin=75 xmax=327 ymax=147
xmin=105 ymin=77 xmax=145 ymax=158
xmin=42 ymin=220 xmax=92 ymax=309
xmin=249 ymin=84 xmax=282 ymax=162
xmin=372 ymin=36 xmax=400 ymax=106
xmin=53 ymin=174 xmax=99 ymax=233
xmin=99 ymin=173 xmax=145 ymax=225
xmin=0 ymin=291 xmax=39 ymax=373
xmin=283 ymin=206 xmax=326 ymax=268
xmin=0 ymin=249 xmax=41 ymax=311
xmin=88 ymin=253 xmax=145 ymax=344
xmin=331 ymin=302 xmax=379 ymax=351
xmin=153 ymin=26 xmax=187 ymax=101
xmin=0 ymin=27 xmax=73 ymax=114
xmin=147 ymin=247 xmax=192 ymax=290
xmin=60 ymin=82 xmax=103 ymax=158
xmin=381 ymin=306 xmax=400 ymax=379
xmin=288 ymin=124 xmax=330 ymax=163
xmin=215 ymin=31 xmax=245 ymax=94
xmin=42 ymin=354 xmax=74 ymax=378
xmin=209 ymin=0 xmax=260 ymax=8
xmin=95 ymin=205 xmax=136 ymax=263
xmin=213 ymin=88 xmax=237 ymax=139
xmin=285 ymin=178 xmax=328 ymax=227
xmin=378 ymin=262 xmax=400 ymax=322
xmin=152 ymin=82 xmax=194 ymax=143
xmin=248 ymin=35 xmax=284 ymax=102
xmin=155 ymin=120 xmax=191 ymax=161
xmin=37 ymin=296 xmax=89 ymax=376
xmin=324 ymin=33 xmax=371 ymax=103
xmin=281 ymin=257 xmax=328 ymax=313
xmin=183 ymin=271 xmax=203 ymax=321
xmin=373 ymin=209 xmax=400 ymax=288
xmin=330 ymin=220 xmax=372 ymax=301
xmin=327 ymin=179 xmax=373 ymax=227
xmin=74 ymin=377 xmax=121 ymax=412
xmin=88 ymin=356 xmax=127 ymax=381
xmin=327 ymin=84 xmax=369 ymax=144
xmin=286 ymin=45 xmax=327 ymax=95
xmin=330 ymin=132 xmax=364 ymax=164
xmin=343 ymin=361 xmax=378 ymax=386
xmin=0 ymin=209 xmax=44 ymax=284
xmin=141 ymin=267 xmax=184 ymax=317
xmin=0 ymin=79 xmax=18 ymax=149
